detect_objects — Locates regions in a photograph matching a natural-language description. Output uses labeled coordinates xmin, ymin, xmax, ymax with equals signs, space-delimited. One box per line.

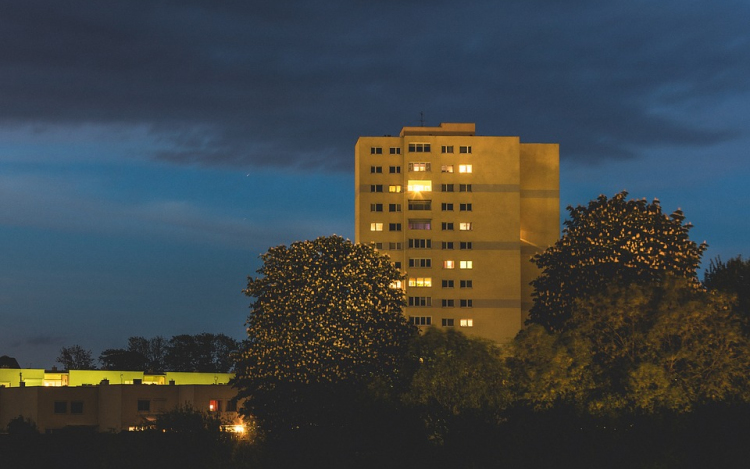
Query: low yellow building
xmin=0 ymin=369 xmax=242 ymax=433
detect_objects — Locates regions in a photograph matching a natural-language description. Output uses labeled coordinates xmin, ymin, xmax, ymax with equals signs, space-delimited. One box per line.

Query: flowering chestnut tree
xmin=233 ymin=235 xmax=415 ymax=436
xmin=529 ymin=191 xmax=707 ymax=332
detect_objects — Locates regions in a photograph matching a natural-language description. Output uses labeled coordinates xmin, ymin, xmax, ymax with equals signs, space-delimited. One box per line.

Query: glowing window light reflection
xmin=408 ymin=277 xmax=432 ymax=287
xmin=407 ymin=180 xmax=432 ymax=192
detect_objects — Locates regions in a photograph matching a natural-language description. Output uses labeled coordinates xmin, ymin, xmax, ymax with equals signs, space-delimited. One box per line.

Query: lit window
xmin=54 ymin=401 xmax=67 ymax=414
xmin=442 ymin=318 xmax=455 ymax=326
xmin=409 ymin=258 xmax=432 ymax=268
xmin=460 ymin=242 xmax=473 ymax=250
xmin=408 ymin=200 xmax=432 ymax=211
xmin=442 ymin=222 xmax=454 ymax=231
xmin=460 ymin=203 xmax=472 ymax=211
xmin=444 ymin=260 xmax=455 ymax=269
xmin=459 ymin=146 xmax=472 ymax=154
xmin=371 ymin=147 xmax=383 ymax=154
xmin=407 ymin=180 xmax=432 ymax=192
xmin=389 ymin=185 xmax=402 ymax=193
xmin=460 ymin=299 xmax=473 ymax=308
xmin=408 ymin=297 xmax=432 ymax=307
xmin=390 ymin=280 xmax=403 ymax=289
xmin=409 ymin=162 xmax=431 ymax=172
xmin=459 ymin=222 xmax=472 ymax=231
xmin=442 ymin=299 xmax=455 ymax=307
xmin=408 ymin=143 xmax=431 ymax=153
xmin=71 ymin=401 xmax=84 ymax=414
xmin=389 ymin=223 xmax=402 ymax=231
xmin=410 ymin=316 xmax=432 ymax=325
xmin=408 ymin=277 xmax=432 ymax=287
xmin=388 ymin=242 xmax=403 ymax=249
xmin=370 ymin=223 xmax=383 ymax=231
xmin=442 ymin=280 xmax=454 ymax=288
xmin=408 ymin=219 xmax=431 ymax=230
xmin=442 ymin=203 xmax=454 ymax=211
xmin=209 ymin=400 xmax=222 ymax=412
xmin=441 ymin=165 xmax=454 ymax=173
xmin=371 ymin=166 xmax=383 ymax=173
xmin=371 ymin=184 xmax=383 ymax=192
xmin=459 ymin=319 xmax=474 ymax=327
xmin=459 ymin=184 xmax=472 ymax=192
xmin=460 ymin=280 xmax=473 ymax=288
xmin=459 ymin=164 xmax=472 ymax=173
xmin=442 ymin=241 xmax=454 ymax=250
xmin=441 ymin=145 xmax=454 ymax=154
xmin=390 ymin=147 xmax=401 ymax=154
xmin=459 ymin=260 xmax=473 ymax=269
xmin=389 ymin=166 xmax=401 ymax=173
xmin=137 ymin=400 xmax=150 ymax=412
xmin=441 ymin=184 xmax=454 ymax=192
xmin=408 ymin=238 xmax=431 ymax=248
xmin=370 ymin=203 xmax=383 ymax=212
xmin=389 ymin=203 xmax=402 ymax=212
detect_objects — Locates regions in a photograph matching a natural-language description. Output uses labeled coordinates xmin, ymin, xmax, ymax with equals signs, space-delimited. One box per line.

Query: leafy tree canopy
xmin=56 ymin=345 xmax=96 ymax=370
xmin=529 ymin=191 xmax=707 ymax=332
xmin=515 ymin=278 xmax=750 ymax=415
xmin=704 ymin=255 xmax=750 ymax=330
xmin=233 ymin=235 xmax=415 ymax=435
xmin=99 ymin=349 xmax=148 ymax=371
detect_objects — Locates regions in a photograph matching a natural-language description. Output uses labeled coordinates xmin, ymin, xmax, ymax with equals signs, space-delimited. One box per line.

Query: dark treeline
xmin=56 ymin=333 xmax=240 ymax=372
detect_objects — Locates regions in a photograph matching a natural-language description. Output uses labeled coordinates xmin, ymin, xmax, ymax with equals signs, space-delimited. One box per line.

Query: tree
xmin=233 ymin=235 xmax=416 ymax=439
xmin=99 ymin=349 xmax=148 ymax=370
xmin=516 ymin=278 xmax=750 ymax=415
xmin=165 ymin=333 xmax=239 ymax=372
xmin=704 ymin=255 xmax=750 ymax=330
xmin=127 ymin=335 xmax=168 ymax=372
xmin=403 ymin=328 xmax=513 ymax=444
xmin=56 ymin=345 xmax=96 ymax=370
xmin=529 ymin=191 xmax=707 ymax=332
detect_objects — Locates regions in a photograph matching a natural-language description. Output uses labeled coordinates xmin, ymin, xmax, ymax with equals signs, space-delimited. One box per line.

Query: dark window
xmin=371 ymin=147 xmax=383 ymax=154
xmin=389 ymin=166 xmax=401 ymax=173
xmin=137 ymin=400 xmax=151 ymax=412
xmin=409 ymin=258 xmax=432 ymax=268
xmin=226 ymin=400 xmax=238 ymax=412
xmin=408 ymin=200 xmax=432 ymax=211
xmin=408 ymin=297 xmax=432 ymax=307
xmin=442 ymin=299 xmax=455 ymax=307
xmin=71 ymin=401 xmax=84 ymax=414
xmin=442 ymin=318 xmax=455 ymax=326
xmin=389 ymin=147 xmax=401 ymax=154
xmin=409 ymin=316 xmax=432 ymax=326
xmin=394 ymin=261 xmax=402 ymax=269
xmin=460 ymin=299 xmax=473 ymax=308
xmin=408 ymin=239 xmax=432 ymax=249
xmin=441 ymin=203 xmax=454 ymax=211
xmin=408 ymin=143 xmax=431 ymax=153
xmin=442 ymin=222 xmax=454 ymax=231
xmin=388 ymin=242 xmax=403 ymax=250
xmin=370 ymin=166 xmax=382 ymax=173
xmin=370 ymin=203 xmax=383 ymax=212
xmin=441 ymin=184 xmax=454 ymax=192
xmin=459 ymin=184 xmax=472 ymax=192
xmin=460 ymin=280 xmax=473 ymax=288
xmin=459 ymin=146 xmax=472 ymax=154
xmin=442 ymin=241 xmax=454 ymax=250
xmin=374 ymin=242 xmax=383 ymax=249
xmin=389 ymin=203 xmax=402 ymax=212
xmin=460 ymin=242 xmax=473 ymax=250
xmin=442 ymin=280 xmax=455 ymax=288
xmin=389 ymin=223 xmax=402 ymax=231
xmin=460 ymin=203 xmax=472 ymax=211
xmin=370 ymin=184 xmax=383 ymax=193
xmin=54 ymin=401 xmax=67 ymax=414
xmin=441 ymin=145 xmax=454 ymax=154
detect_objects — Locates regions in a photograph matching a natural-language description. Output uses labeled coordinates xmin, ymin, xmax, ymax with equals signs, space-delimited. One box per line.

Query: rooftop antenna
xmin=419 ymin=111 xmax=425 ymax=127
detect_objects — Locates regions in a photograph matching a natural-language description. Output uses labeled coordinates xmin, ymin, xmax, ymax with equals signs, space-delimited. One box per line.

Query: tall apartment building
xmin=355 ymin=123 xmax=559 ymax=343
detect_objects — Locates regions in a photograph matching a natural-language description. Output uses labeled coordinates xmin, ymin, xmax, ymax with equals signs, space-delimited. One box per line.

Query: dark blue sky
xmin=1 ymin=0 xmax=749 ymax=367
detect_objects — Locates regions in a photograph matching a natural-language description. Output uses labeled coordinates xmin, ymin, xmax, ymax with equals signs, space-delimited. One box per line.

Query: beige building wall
xmin=355 ymin=123 xmax=559 ymax=343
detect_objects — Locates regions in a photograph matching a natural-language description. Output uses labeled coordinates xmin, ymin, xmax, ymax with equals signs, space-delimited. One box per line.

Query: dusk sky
xmin=2 ymin=0 xmax=749 ymax=368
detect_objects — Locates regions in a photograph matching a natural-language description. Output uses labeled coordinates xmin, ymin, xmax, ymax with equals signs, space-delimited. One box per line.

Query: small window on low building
xmin=54 ymin=401 xmax=67 ymax=414
xmin=71 ymin=401 xmax=84 ymax=414
xmin=209 ymin=400 xmax=222 ymax=412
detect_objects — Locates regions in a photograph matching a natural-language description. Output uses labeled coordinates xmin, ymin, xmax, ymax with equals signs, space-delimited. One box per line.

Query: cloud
xmin=1 ymin=0 xmax=748 ymax=169
xmin=11 ymin=335 xmax=66 ymax=348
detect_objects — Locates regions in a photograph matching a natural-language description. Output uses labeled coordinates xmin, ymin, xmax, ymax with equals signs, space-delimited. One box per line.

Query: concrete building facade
xmin=355 ymin=123 xmax=559 ymax=343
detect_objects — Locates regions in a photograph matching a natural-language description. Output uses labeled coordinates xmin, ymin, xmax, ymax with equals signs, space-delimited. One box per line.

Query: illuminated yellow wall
xmin=355 ymin=123 xmax=559 ymax=343
xmin=0 ymin=368 xmax=45 ymax=387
